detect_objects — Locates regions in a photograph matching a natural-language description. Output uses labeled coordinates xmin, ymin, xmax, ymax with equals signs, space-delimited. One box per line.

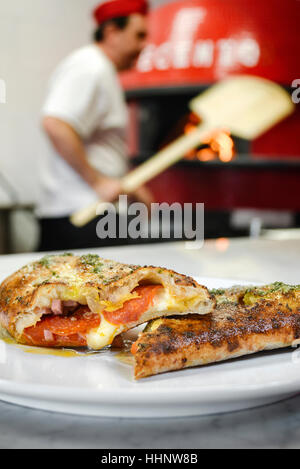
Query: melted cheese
xmin=146 ymin=318 xmax=164 ymax=332
xmin=148 ymin=290 xmax=198 ymax=315
xmin=16 ymin=312 xmax=43 ymax=335
xmin=85 ymin=289 xmax=198 ymax=350
xmin=86 ymin=314 xmax=123 ymax=350
xmin=99 ymin=291 xmax=140 ymax=312
xmin=85 ymin=292 xmax=142 ymax=349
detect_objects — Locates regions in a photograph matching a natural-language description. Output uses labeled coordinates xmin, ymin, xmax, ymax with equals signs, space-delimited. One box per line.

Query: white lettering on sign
xmin=137 ymin=37 xmax=261 ymax=73
xmin=0 ymin=79 xmax=6 ymax=104
xmin=136 ymin=8 xmax=261 ymax=74
xmin=170 ymin=7 xmax=207 ymax=42
xmin=170 ymin=8 xmax=207 ymax=70
xmin=193 ymin=40 xmax=214 ymax=67
xmin=173 ymin=41 xmax=193 ymax=69
xmin=237 ymin=38 xmax=261 ymax=67
xmin=138 ymin=44 xmax=155 ymax=72
xmin=155 ymin=42 xmax=172 ymax=71
xmin=217 ymin=39 xmax=236 ymax=68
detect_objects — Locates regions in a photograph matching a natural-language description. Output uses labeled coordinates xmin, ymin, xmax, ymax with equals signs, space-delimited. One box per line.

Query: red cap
xmin=93 ymin=0 xmax=149 ymax=25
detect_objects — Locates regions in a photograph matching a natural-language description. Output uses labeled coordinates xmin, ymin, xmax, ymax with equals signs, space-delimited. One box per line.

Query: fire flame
xmin=184 ymin=113 xmax=235 ymax=163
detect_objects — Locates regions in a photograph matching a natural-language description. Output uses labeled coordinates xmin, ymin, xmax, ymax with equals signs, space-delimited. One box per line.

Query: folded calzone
xmin=0 ymin=253 xmax=214 ymax=349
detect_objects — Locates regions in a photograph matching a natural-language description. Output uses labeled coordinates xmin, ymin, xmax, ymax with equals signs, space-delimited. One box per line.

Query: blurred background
xmin=0 ymin=0 xmax=299 ymax=254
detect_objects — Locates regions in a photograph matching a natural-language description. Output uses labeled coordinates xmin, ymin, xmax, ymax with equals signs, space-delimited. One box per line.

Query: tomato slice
xmin=103 ymin=285 xmax=163 ymax=325
xmin=23 ymin=306 xmax=100 ymax=347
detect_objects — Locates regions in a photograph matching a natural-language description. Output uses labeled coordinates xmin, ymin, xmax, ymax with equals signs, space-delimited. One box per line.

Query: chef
xmin=36 ymin=0 xmax=152 ymax=251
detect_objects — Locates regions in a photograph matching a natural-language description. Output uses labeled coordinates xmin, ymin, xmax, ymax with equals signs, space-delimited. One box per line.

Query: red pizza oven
xmin=120 ymin=0 xmax=300 ymax=221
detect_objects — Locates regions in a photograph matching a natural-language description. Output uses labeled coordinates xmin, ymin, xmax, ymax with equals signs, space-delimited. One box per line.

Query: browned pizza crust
xmin=0 ymin=253 xmax=214 ymax=344
xmin=133 ymin=283 xmax=300 ymax=379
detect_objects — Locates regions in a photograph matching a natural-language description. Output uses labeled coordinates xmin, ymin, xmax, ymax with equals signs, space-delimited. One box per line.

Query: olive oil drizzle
xmin=0 ymin=325 xmax=105 ymax=358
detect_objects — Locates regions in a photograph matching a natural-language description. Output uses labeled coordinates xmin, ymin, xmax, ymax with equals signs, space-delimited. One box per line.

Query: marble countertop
xmin=1 ymin=237 xmax=300 ymax=449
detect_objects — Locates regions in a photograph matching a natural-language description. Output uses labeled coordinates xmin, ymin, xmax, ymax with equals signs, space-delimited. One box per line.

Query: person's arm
xmin=42 ymin=116 xmax=122 ymax=202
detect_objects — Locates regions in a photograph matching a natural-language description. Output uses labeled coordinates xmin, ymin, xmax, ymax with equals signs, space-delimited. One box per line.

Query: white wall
xmin=0 ymin=0 xmax=169 ymax=206
xmin=0 ymin=0 xmax=99 ymax=205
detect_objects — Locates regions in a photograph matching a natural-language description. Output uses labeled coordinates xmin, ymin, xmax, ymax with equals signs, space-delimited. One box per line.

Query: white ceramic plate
xmin=0 ymin=276 xmax=299 ymax=418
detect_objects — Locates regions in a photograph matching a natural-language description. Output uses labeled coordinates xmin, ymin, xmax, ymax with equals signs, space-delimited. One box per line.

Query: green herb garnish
xmin=210 ymin=288 xmax=226 ymax=296
xmin=81 ymin=254 xmax=104 ymax=274
xmin=38 ymin=256 xmax=51 ymax=268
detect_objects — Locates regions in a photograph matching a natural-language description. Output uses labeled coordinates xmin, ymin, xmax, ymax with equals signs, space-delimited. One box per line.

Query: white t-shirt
xmin=36 ymin=44 xmax=129 ymax=218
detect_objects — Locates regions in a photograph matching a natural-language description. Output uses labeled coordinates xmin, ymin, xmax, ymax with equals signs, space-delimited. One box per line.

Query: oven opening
xmin=128 ymin=89 xmax=250 ymax=162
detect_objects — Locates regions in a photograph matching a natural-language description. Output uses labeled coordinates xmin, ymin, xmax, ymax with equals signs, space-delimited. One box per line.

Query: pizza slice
xmin=0 ymin=253 xmax=214 ymax=349
xmin=131 ymin=282 xmax=300 ymax=379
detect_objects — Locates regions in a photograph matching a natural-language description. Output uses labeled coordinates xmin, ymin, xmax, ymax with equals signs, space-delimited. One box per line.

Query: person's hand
xmin=92 ymin=174 xmax=154 ymax=212
xmin=92 ymin=175 xmax=122 ymax=203
xmin=128 ymin=185 xmax=154 ymax=212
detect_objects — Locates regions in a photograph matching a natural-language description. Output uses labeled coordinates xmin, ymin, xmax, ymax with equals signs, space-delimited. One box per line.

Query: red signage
xmin=121 ymin=0 xmax=300 ymax=90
